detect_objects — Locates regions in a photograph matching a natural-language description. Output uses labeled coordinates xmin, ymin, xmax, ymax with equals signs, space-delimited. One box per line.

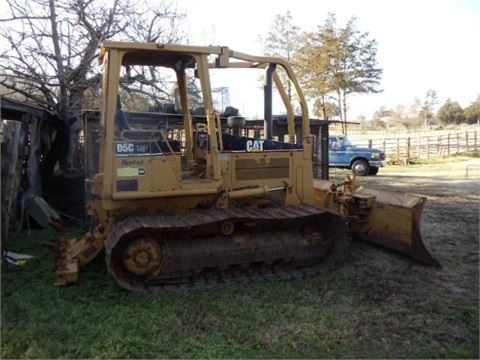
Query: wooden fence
xmin=348 ymin=130 xmax=479 ymax=164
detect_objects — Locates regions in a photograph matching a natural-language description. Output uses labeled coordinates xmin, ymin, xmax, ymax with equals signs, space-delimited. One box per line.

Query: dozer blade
xmin=313 ymin=179 xmax=440 ymax=267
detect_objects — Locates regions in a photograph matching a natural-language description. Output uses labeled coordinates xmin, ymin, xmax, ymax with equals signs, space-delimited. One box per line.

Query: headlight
xmin=371 ymin=152 xmax=381 ymax=159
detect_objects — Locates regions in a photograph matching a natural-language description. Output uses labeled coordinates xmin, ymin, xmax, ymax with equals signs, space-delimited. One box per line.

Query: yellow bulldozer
xmin=48 ymin=42 xmax=438 ymax=291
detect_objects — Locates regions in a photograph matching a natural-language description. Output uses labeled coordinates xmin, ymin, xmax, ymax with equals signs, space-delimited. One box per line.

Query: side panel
xmin=235 ymin=157 xmax=290 ymax=180
xmin=112 ymin=139 xmax=181 ymax=195
xmin=226 ymin=150 xmax=313 ymax=205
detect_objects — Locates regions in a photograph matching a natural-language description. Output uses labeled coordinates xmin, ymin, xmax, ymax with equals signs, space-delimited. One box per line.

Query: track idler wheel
xmin=219 ymin=221 xmax=235 ymax=236
xmin=122 ymin=238 xmax=162 ymax=276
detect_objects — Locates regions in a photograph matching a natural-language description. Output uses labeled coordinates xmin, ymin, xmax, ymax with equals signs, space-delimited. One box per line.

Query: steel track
xmin=105 ymin=204 xmax=351 ymax=292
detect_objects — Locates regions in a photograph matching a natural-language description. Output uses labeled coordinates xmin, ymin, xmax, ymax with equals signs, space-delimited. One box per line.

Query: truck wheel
xmin=352 ymin=159 xmax=370 ymax=176
xmin=369 ymin=167 xmax=379 ymax=175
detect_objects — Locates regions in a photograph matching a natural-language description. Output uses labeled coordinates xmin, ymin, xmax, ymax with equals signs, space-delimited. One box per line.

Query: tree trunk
xmin=41 ymin=122 xmax=68 ymax=185
xmin=342 ymin=93 xmax=348 ymax=136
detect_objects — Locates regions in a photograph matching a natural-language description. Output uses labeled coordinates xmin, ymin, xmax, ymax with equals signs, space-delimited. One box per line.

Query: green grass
xmin=2 ymin=228 xmax=478 ymax=359
xmin=412 ymin=151 xmax=480 ymax=165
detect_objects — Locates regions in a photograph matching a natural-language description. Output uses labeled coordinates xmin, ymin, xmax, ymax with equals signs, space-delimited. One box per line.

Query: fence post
xmin=437 ymin=135 xmax=443 ymax=158
xmin=428 ymin=136 xmax=431 ymax=158
xmin=396 ymin=138 xmax=400 ymax=163
xmin=407 ymin=137 xmax=411 ymax=160
xmin=1 ymin=120 xmax=22 ymax=243
xmin=447 ymin=133 xmax=451 ymax=156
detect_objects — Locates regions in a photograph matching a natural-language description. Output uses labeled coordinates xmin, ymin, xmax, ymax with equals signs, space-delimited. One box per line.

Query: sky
xmin=176 ymin=0 xmax=480 ymax=120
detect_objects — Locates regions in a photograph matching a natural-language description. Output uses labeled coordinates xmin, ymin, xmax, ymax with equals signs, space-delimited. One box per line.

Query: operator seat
xmin=114 ymin=95 xmax=181 ymax=153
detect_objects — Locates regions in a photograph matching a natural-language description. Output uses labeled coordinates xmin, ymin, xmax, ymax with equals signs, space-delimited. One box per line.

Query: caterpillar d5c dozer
xmin=49 ymin=42 xmax=437 ymax=292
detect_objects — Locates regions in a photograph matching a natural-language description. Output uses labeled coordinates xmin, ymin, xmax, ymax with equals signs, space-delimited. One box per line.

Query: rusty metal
xmin=47 ymin=219 xmax=80 ymax=286
xmin=46 ymin=221 xmax=108 ymax=286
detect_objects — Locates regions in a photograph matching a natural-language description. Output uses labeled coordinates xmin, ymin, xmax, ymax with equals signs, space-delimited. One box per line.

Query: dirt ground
xmin=329 ymin=158 xmax=479 ymax=354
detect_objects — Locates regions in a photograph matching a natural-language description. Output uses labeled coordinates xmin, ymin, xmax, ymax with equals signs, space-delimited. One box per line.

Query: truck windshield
xmin=343 ymin=137 xmax=355 ymax=147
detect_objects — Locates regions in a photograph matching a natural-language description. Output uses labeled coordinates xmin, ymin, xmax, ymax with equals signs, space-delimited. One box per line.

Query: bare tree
xmin=0 ymin=0 xmax=185 ymax=191
xmin=373 ymin=105 xmax=392 ymax=129
xmin=388 ymin=104 xmax=422 ymax=129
